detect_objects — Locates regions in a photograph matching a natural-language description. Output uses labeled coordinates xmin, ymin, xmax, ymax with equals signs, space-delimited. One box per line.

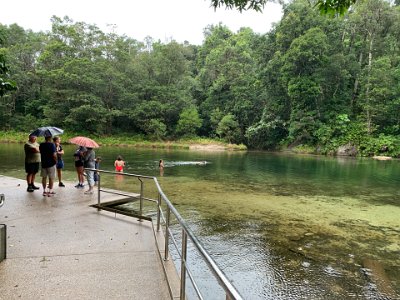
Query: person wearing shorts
xmin=74 ymin=146 xmax=86 ymax=188
xmin=39 ymin=135 xmax=57 ymax=197
xmin=24 ymin=134 xmax=41 ymax=192
xmin=53 ymin=136 xmax=65 ymax=187
xmin=83 ymin=147 xmax=96 ymax=194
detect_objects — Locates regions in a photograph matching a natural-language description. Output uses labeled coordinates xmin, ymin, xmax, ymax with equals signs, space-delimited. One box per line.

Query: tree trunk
xmin=365 ymin=34 xmax=374 ymax=134
xmin=351 ymin=51 xmax=363 ymax=110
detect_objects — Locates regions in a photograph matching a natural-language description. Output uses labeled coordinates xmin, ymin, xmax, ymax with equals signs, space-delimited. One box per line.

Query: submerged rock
xmin=372 ymin=155 xmax=392 ymax=161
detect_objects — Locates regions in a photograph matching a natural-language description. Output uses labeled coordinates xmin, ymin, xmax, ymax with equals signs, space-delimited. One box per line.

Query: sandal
xmin=84 ymin=190 xmax=93 ymax=195
xmin=43 ymin=192 xmax=48 ymax=196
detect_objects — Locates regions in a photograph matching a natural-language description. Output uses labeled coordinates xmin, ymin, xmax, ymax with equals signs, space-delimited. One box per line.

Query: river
xmin=0 ymin=143 xmax=399 ymax=299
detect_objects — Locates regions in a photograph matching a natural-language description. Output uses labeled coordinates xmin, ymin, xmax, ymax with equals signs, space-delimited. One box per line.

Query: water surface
xmin=1 ymin=143 xmax=399 ymax=299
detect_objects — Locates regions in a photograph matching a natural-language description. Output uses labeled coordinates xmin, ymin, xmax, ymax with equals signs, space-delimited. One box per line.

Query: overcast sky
xmin=0 ymin=0 xmax=283 ymax=45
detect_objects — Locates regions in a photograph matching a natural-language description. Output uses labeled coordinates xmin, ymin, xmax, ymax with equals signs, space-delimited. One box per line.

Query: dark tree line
xmin=0 ymin=0 xmax=399 ymax=156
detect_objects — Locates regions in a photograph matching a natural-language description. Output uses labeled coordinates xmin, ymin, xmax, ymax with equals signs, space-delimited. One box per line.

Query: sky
xmin=0 ymin=0 xmax=283 ymax=45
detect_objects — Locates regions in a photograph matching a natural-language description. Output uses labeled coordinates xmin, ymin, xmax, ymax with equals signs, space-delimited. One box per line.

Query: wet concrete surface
xmin=0 ymin=175 xmax=171 ymax=299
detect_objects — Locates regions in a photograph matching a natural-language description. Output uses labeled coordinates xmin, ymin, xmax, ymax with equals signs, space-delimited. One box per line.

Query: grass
xmin=0 ymin=130 xmax=247 ymax=151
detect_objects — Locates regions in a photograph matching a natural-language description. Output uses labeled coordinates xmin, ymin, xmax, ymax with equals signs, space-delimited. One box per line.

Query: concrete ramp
xmin=0 ymin=175 xmax=171 ymax=299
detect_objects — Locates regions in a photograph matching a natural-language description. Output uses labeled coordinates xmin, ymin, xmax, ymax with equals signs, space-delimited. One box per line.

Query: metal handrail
xmin=88 ymin=168 xmax=243 ymax=300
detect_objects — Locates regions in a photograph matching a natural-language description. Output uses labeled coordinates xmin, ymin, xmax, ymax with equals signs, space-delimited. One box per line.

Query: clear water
xmin=1 ymin=143 xmax=399 ymax=299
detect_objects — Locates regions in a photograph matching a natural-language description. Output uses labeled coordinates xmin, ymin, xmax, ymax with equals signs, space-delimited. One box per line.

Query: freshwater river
xmin=0 ymin=143 xmax=399 ymax=299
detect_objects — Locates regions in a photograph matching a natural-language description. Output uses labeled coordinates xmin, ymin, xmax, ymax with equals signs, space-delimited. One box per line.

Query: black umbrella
xmin=30 ymin=126 xmax=64 ymax=137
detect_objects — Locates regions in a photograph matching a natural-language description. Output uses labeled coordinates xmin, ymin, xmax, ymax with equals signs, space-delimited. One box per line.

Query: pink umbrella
xmin=69 ymin=136 xmax=99 ymax=148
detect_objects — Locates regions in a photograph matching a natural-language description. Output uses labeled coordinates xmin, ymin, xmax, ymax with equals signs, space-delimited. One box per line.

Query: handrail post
xmin=164 ymin=206 xmax=170 ymax=261
xmin=138 ymin=178 xmax=144 ymax=219
xmin=180 ymin=230 xmax=188 ymax=300
xmin=97 ymin=171 xmax=101 ymax=209
xmin=157 ymin=193 xmax=161 ymax=232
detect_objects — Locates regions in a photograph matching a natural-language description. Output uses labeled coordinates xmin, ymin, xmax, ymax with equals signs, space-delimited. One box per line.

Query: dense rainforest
xmin=0 ymin=0 xmax=399 ymax=156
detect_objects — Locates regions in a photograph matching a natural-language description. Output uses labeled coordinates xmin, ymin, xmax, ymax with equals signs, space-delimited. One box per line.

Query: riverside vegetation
xmin=0 ymin=0 xmax=399 ymax=157
xmin=0 ymin=130 xmax=247 ymax=151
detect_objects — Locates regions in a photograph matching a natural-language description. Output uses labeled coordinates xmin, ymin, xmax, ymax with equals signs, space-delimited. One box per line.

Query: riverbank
xmin=0 ymin=130 xmax=247 ymax=151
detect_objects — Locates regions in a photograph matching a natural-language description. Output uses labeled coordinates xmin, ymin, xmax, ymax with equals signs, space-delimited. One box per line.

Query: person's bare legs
xmin=79 ymin=168 xmax=85 ymax=185
xmin=84 ymin=170 xmax=94 ymax=194
xmin=48 ymin=178 xmax=54 ymax=193
xmin=57 ymin=168 xmax=62 ymax=185
xmin=42 ymin=177 xmax=47 ymax=195
xmin=27 ymin=174 xmax=32 ymax=186
xmin=76 ymin=167 xmax=80 ymax=183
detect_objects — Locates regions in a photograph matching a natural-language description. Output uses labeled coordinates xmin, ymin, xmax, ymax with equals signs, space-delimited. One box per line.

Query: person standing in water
xmin=159 ymin=159 xmax=164 ymax=176
xmin=53 ymin=136 xmax=65 ymax=187
xmin=114 ymin=155 xmax=125 ymax=172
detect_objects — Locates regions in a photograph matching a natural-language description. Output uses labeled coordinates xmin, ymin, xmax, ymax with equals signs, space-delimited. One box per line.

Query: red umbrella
xmin=69 ymin=136 xmax=99 ymax=148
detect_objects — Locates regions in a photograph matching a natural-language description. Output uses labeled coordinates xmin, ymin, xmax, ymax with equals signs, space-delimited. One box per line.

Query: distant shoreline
xmin=0 ymin=131 xmax=247 ymax=151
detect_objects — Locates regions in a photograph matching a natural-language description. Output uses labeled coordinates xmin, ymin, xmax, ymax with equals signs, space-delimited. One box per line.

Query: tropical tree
xmin=176 ymin=107 xmax=202 ymax=137
xmin=210 ymin=0 xmax=357 ymax=14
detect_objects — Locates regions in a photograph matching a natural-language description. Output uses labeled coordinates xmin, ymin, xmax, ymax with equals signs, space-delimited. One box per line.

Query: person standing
xmin=24 ymin=134 xmax=41 ymax=192
xmin=39 ymin=135 xmax=57 ymax=197
xmin=114 ymin=155 xmax=125 ymax=172
xmin=94 ymin=157 xmax=102 ymax=185
xmin=159 ymin=159 xmax=164 ymax=176
xmin=53 ymin=136 xmax=65 ymax=187
xmin=74 ymin=146 xmax=86 ymax=188
xmin=83 ymin=147 xmax=96 ymax=194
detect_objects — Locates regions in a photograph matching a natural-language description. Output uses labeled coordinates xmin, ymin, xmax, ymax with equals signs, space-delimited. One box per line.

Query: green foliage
xmin=64 ymin=104 xmax=108 ymax=134
xmin=290 ymin=144 xmax=316 ymax=154
xmin=1 ymin=0 xmax=399 ymax=157
xmin=211 ymin=0 xmax=357 ymax=14
xmin=9 ymin=114 xmax=41 ymax=132
xmin=176 ymin=107 xmax=202 ymax=137
xmin=315 ymin=0 xmax=357 ymax=16
xmin=144 ymin=119 xmax=167 ymax=140
xmin=245 ymin=114 xmax=287 ymax=149
xmin=210 ymin=0 xmax=267 ymax=12
xmin=217 ymin=114 xmax=241 ymax=143
xmin=0 ymin=41 xmax=17 ymax=96
xmin=358 ymin=134 xmax=400 ymax=157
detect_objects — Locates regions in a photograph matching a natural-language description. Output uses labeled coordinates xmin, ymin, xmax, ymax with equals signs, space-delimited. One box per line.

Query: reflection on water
xmin=0 ymin=143 xmax=399 ymax=299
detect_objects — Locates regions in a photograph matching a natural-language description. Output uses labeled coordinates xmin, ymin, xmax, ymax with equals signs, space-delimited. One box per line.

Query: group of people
xmin=72 ymin=145 xmax=98 ymax=194
xmin=25 ymin=133 xmax=170 ymax=196
xmin=24 ymin=134 xmax=100 ymax=196
xmin=24 ymin=134 xmax=66 ymax=196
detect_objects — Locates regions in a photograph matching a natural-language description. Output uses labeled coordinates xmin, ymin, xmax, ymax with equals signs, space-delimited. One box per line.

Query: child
xmin=94 ymin=157 xmax=102 ymax=185
xmin=114 ymin=155 xmax=125 ymax=172
xmin=53 ymin=136 xmax=65 ymax=187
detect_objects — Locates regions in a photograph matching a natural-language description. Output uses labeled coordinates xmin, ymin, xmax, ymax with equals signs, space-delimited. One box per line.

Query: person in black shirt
xmin=39 ymin=135 xmax=57 ymax=197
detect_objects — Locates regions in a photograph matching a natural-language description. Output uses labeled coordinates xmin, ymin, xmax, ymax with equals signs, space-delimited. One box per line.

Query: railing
xmin=87 ymin=168 xmax=243 ymax=300
xmin=0 ymin=194 xmax=6 ymax=262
